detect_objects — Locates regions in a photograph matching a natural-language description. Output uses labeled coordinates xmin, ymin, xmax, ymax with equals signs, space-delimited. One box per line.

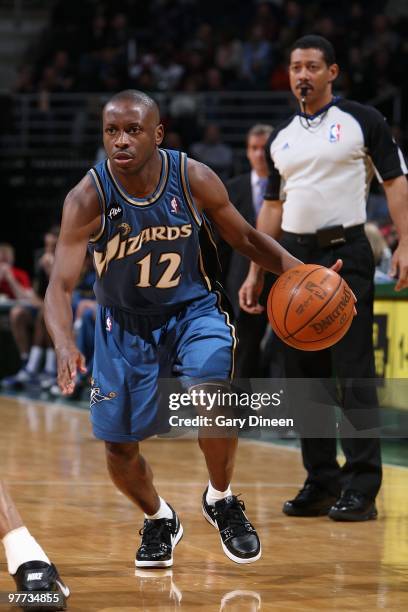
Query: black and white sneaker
xmin=202 ymin=488 xmax=261 ymax=564
xmin=12 ymin=561 xmax=70 ymax=610
xmin=135 ymin=505 xmax=183 ymax=568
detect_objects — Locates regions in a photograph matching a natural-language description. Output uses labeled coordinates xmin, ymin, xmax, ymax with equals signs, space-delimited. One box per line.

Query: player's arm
xmin=44 ymin=175 xmax=101 ymax=393
xmin=382 ymin=175 xmax=408 ymax=290
xmin=187 ymin=158 xmax=302 ymax=273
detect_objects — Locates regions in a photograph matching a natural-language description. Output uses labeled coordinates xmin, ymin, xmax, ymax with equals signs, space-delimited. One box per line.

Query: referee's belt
xmin=281 ymin=224 xmax=365 ymax=248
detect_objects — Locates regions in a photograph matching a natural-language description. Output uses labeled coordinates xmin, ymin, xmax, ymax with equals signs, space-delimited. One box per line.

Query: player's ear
xmin=155 ymin=124 xmax=164 ymax=145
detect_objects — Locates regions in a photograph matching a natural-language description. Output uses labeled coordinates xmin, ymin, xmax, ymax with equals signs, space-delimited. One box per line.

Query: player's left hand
xmin=390 ymin=240 xmax=408 ymax=291
xmin=56 ymin=344 xmax=87 ymax=394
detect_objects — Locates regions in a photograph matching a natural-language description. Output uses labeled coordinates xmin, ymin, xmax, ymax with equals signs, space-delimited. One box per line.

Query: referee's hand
xmin=390 ymin=241 xmax=408 ymax=291
xmin=239 ymin=275 xmax=264 ymax=314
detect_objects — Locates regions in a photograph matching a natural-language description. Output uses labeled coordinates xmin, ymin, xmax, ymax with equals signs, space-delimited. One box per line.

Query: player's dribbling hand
xmin=330 ymin=258 xmax=343 ymax=273
xmin=56 ymin=345 xmax=87 ymax=394
xmin=239 ymin=275 xmax=264 ymax=314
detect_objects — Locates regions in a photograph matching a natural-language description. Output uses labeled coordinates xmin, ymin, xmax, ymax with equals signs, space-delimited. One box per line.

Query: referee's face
xmin=289 ymin=48 xmax=338 ymax=110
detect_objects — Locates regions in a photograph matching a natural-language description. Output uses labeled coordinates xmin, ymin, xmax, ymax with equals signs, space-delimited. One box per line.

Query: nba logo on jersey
xmin=106 ymin=316 xmax=112 ymax=332
xmin=170 ymin=197 xmax=180 ymax=214
xmin=329 ymin=123 xmax=341 ymax=142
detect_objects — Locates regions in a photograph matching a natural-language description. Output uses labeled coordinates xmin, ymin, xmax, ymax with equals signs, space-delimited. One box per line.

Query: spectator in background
xmin=0 ymin=244 xmax=31 ymax=301
xmin=223 ymin=124 xmax=274 ymax=378
xmin=241 ymin=24 xmax=273 ymax=88
xmin=215 ymin=30 xmax=243 ymax=84
xmin=52 ymin=50 xmax=75 ymax=92
xmin=190 ymin=123 xmax=233 ymax=182
xmin=365 ymin=222 xmax=394 ymax=284
xmin=380 ymin=222 xmax=399 ymax=253
xmin=151 ymin=45 xmax=185 ymax=91
xmin=168 ymin=76 xmax=201 ymax=148
xmin=2 ymin=227 xmax=60 ymax=390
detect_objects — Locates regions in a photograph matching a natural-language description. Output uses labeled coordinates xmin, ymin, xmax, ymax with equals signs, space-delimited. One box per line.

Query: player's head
xmin=246 ymin=124 xmax=273 ymax=175
xmin=102 ymin=90 xmax=164 ymax=174
xmin=289 ymin=35 xmax=339 ymax=106
xmin=0 ymin=243 xmax=14 ymax=265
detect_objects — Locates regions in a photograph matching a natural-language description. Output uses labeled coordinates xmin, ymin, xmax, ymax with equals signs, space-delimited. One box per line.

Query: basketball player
xmin=0 ymin=481 xmax=69 ymax=609
xmin=44 ymin=90 xmax=340 ymax=567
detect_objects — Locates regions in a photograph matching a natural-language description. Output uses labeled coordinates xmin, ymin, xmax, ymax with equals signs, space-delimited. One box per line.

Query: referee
xmin=240 ymin=35 xmax=408 ymax=521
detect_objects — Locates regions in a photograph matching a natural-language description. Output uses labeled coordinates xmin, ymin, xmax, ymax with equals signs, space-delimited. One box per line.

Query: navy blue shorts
xmin=90 ymin=292 xmax=236 ymax=442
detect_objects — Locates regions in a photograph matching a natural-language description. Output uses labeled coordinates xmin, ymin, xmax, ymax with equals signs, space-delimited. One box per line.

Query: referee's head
xmin=289 ymin=35 xmax=339 ymax=109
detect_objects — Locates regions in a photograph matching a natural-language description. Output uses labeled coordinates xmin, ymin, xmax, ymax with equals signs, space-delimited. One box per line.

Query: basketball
xmin=267 ymin=264 xmax=355 ymax=351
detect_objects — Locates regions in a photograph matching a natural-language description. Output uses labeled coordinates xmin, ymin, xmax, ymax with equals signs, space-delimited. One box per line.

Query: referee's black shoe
xmin=202 ymin=488 xmax=261 ymax=564
xmin=283 ymin=483 xmax=338 ymax=517
xmin=328 ymin=490 xmax=378 ymax=521
xmin=135 ymin=505 xmax=183 ymax=568
xmin=12 ymin=561 xmax=69 ymax=610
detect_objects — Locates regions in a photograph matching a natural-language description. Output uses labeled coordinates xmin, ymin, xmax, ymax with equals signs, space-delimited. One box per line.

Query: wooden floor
xmin=0 ymin=396 xmax=407 ymax=611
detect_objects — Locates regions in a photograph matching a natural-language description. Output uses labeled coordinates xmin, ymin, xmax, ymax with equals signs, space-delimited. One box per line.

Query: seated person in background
xmin=0 ymin=244 xmax=32 ymax=301
xmin=2 ymin=227 xmax=59 ymax=389
xmin=365 ymin=222 xmax=394 ymax=284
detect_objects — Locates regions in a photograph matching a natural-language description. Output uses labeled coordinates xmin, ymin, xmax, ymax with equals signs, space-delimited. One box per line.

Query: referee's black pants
xmin=278 ymin=228 xmax=382 ymax=500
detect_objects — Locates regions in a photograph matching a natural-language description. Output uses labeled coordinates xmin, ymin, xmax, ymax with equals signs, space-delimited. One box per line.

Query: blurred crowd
xmin=2 ymin=0 xmax=406 ymax=395
xmin=0 ymin=229 xmax=96 ymax=399
xmin=15 ymin=0 xmax=408 ymax=104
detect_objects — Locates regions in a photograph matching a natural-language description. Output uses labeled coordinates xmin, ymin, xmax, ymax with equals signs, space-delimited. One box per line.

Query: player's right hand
xmin=55 ymin=344 xmax=87 ymax=395
xmin=239 ymin=275 xmax=264 ymax=314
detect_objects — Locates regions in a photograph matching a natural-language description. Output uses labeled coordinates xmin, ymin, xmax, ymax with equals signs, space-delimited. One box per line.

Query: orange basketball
xmin=267 ymin=264 xmax=355 ymax=351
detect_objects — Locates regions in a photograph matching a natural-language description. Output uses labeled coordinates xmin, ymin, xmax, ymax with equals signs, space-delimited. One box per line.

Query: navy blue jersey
xmin=88 ymin=149 xmax=220 ymax=314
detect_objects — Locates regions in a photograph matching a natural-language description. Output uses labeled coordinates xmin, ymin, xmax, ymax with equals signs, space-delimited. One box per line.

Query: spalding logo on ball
xmin=267 ymin=264 xmax=356 ymax=351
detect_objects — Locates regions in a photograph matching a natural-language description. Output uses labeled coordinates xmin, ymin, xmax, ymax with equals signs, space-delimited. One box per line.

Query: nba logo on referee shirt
xmin=329 ymin=123 xmax=341 ymax=142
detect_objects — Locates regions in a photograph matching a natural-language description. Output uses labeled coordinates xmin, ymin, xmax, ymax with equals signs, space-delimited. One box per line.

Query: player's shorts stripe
xmin=214 ymin=289 xmax=237 ymax=380
xmin=180 ymin=152 xmax=201 ymax=227
xmin=106 ymin=150 xmax=169 ymax=206
xmin=88 ymin=168 xmax=107 ymax=243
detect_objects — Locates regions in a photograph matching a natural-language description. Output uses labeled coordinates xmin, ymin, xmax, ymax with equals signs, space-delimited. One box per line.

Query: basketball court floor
xmin=0 ymin=395 xmax=407 ymax=611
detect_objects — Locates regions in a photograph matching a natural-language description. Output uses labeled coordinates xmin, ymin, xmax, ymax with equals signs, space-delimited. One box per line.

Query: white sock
xmin=145 ymin=497 xmax=173 ymax=520
xmin=44 ymin=349 xmax=56 ymax=375
xmin=206 ymin=481 xmax=232 ymax=506
xmin=2 ymin=527 xmax=50 ymax=575
xmin=25 ymin=346 xmax=44 ymax=374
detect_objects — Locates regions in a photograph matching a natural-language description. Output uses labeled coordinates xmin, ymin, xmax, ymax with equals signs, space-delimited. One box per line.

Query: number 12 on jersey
xmin=135 ymin=252 xmax=182 ymax=288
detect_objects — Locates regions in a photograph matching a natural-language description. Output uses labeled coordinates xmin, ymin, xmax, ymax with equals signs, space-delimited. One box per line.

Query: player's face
xmin=289 ymin=48 xmax=338 ymax=107
xmin=103 ymin=101 xmax=164 ymax=174
xmin=246 ymin=134 xmax=269 ymax=175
